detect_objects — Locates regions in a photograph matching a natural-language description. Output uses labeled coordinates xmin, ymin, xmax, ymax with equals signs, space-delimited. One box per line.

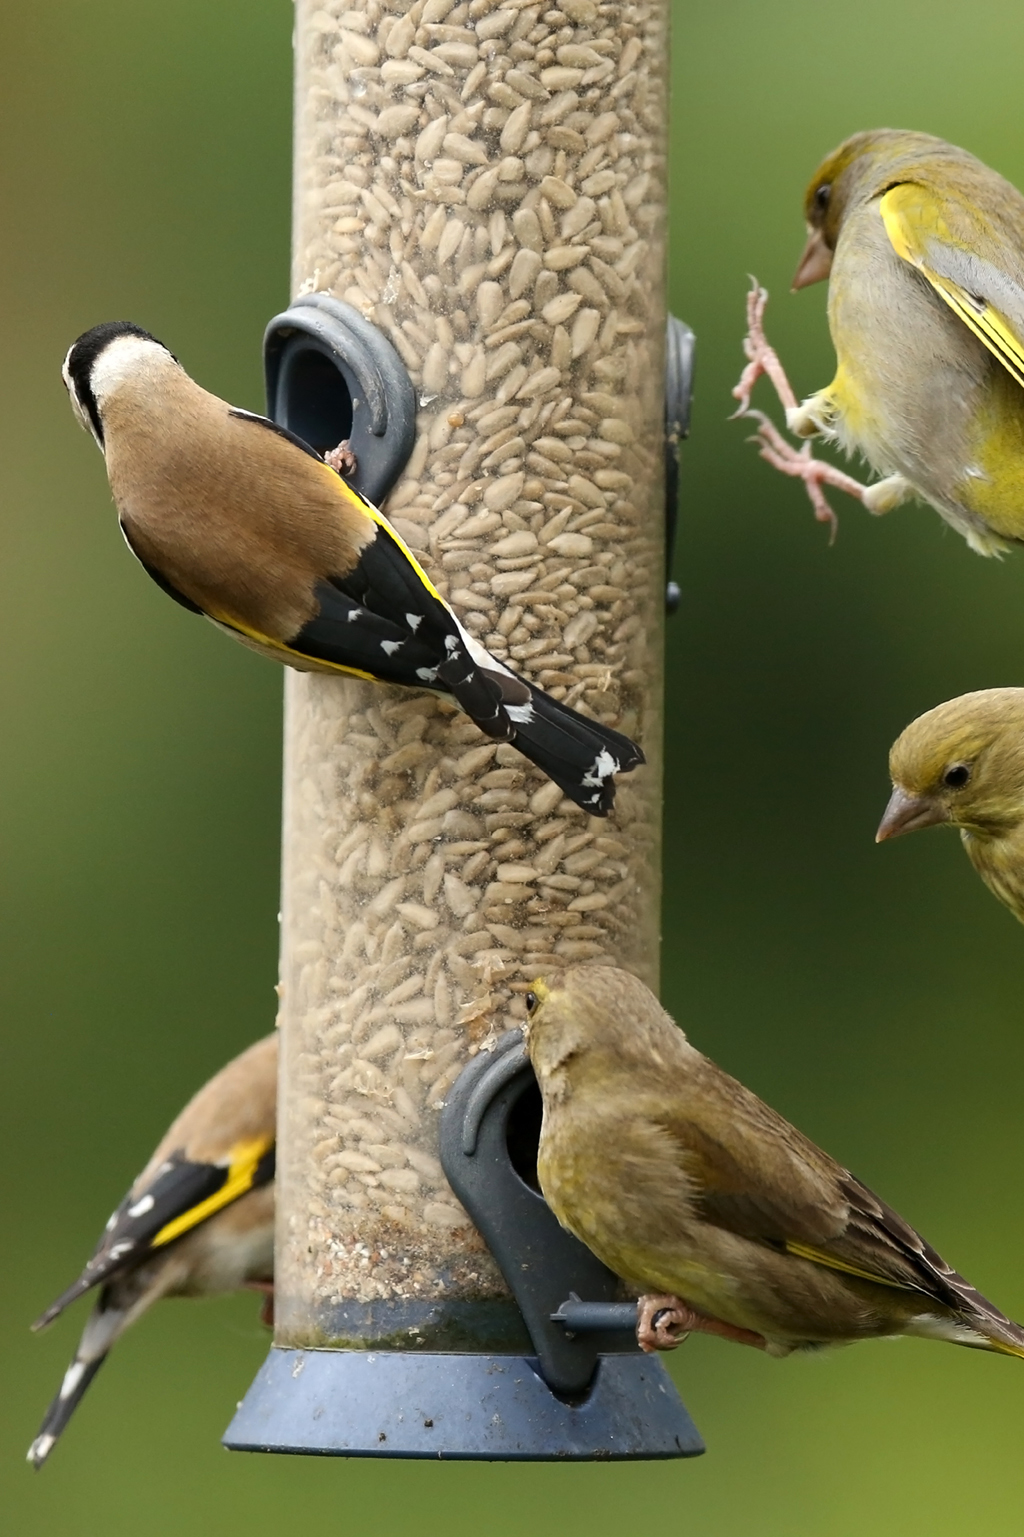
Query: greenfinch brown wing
xmin=527 ymin=966 xmax=1024 ymax=1359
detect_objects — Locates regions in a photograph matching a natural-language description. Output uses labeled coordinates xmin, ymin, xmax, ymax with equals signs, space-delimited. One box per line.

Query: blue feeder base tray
xmin=222 ymin=1348 xmax=704 ymax=1462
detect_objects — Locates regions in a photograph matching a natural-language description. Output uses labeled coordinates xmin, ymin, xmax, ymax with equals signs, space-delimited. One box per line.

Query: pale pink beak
xmin=792 ymin=228 xmax=833 ymax=291
xmin=875 ymin=786 xmax=950 ymax=843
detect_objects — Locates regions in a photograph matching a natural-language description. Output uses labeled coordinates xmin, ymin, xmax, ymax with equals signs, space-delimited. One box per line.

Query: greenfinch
xmin=28 ymin=1033 xmax=277 ymax=1468
xmin=735 ymin=130 xmax=1024 ymax=554
xmin=525 ymin=966 xmax=1024 ymax=1359
xmin=878 ymin=687 xmax=1024 ymax=926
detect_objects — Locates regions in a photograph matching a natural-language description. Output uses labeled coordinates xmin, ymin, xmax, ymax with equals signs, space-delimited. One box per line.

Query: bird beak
xmin=792 ymin=229 xmax=833 ymax=291
xmin=875 ymin=786 xmax=950 ymax=843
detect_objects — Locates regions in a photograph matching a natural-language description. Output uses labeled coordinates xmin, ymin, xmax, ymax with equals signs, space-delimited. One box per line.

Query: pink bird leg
xmin=732 ymin=280 xmax=885 ymax=543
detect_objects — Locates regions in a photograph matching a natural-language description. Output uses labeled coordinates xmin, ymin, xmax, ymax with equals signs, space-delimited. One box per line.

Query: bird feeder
xmin=224 ymin=0 xmax=698 ymax=1460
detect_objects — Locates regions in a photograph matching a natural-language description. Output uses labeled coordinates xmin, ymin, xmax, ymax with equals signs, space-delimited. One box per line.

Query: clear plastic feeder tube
xmin=276 ymin=0 xmax=669 ymax=1351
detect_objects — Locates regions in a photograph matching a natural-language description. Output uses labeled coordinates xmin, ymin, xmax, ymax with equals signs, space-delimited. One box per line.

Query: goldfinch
xmin=526 ymin=967 xmax=1024 ymax=1361
xmin=62 ymin=323 xmax=643 ymax=815
xmin=28 ymin=1032 xmax=277 ymax=1468
xmin=735 ymin=130 xmax=1024 ymax=554
xmin=878 ymin=687 xmax=1024 ymax=926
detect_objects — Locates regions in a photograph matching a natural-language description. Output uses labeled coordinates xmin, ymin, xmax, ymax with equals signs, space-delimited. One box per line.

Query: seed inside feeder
xmin=276 ymin=0 xmax=668 ymax=1351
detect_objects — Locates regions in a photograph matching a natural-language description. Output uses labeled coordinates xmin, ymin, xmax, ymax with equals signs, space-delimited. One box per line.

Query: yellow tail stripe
xmin=984 ymin=1337 xmax=1024 ymax=1360
xmin=152 ymin=1135 xmax=273 ymax=1248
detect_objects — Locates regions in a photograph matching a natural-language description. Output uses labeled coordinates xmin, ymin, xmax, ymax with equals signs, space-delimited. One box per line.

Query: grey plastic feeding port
xmin=224 ymin=1033 xmax=703 ymax=1460
xmin=264 ymin=293 xmax=417 ymax=507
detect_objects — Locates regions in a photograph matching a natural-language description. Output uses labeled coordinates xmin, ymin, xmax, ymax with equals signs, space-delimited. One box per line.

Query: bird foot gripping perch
xmin=635 ymin=1295 xmax=766 ymax=1354
xmin=731 ymin=281 xmax=906 ymax=541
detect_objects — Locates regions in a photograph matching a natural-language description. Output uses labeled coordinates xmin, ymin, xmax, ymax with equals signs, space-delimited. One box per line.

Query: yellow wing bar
xmin=880 ymin=184 xmax=1024 ymax=390
xmin=785 ymin=1239 xmax=915 ymax=1291
xmin=152 ymin=1134 xmax=274 ymax=1248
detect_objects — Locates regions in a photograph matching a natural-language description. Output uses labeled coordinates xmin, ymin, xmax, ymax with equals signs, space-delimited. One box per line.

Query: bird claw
xmin=745 ymin=412 xmax=840 ymax=541
xmin=325 ymin=439 xmax=358 ymax=478
xmin=636 ymin=1294 xmax=694 ymax=1352
xmin=636 ymin=1293 xmax=768 ymax=1353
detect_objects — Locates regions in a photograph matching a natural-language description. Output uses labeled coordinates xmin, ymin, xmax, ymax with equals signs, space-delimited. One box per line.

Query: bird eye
xmin=525 ymin=991 xmax=537 ymax=1014
xmin=943 ymin=763 xmax=971 ymax=788
xmin=814 ymin=183 xmax=831 ymax=212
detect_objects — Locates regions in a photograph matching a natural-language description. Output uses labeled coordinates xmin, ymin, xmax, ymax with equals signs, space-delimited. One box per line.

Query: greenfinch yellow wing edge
xmin=880 ymin=183 xmax=1024 ymax=390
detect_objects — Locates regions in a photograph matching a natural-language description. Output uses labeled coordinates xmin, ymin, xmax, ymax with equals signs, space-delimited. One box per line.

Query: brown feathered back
xmin=97 ymin=343 xmax=374 ymax=639
xmin=134 ymin=1031 xmax=278 ymax=1190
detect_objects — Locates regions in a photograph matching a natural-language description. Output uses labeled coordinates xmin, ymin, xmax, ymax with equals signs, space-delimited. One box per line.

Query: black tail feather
xmin=494 ymin=677 xmax=644 ymax=815
xmin=27 ymin=1352 xmax=108 ymax=1468
xmin=437 ymin=652 xmax=512 ymax=741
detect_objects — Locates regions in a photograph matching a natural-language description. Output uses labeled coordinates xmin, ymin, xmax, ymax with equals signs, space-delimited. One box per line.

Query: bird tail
xmin=32 ymin=1273 xmax=102 ymax=1332
xmin=441 ymin=631 xmax=644 ymax=813
xmin=984 ymin=1331 xmax=1024 ymax=1360
xmin=492 ymin=674 xmax=644 ymax=816
xmin=27 ymin=1300 xmax=124 ymax=1468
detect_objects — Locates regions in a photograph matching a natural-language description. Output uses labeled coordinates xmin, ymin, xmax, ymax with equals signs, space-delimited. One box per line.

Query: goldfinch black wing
xmin=125 ymin=406 xmax=645 ymax=812
xmin=227 ymin=407 xmax=326 ymax=462
xmin=32 ymin=1135 xmax=275 ymax=1330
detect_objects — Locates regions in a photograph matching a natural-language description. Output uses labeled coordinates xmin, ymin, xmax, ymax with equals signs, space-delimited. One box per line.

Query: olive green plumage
xmin=791 ymin=128 xmax=1024 ymax=555
xmin=879 ymin=687 xmax=1024 ymax=924
xmin=526 ymin=966 xmax=1024 ymax=1360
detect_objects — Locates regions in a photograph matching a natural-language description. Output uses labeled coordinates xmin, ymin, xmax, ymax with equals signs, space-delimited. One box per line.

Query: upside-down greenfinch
xmin=738 ymin=130 xmax=1024 ymax=552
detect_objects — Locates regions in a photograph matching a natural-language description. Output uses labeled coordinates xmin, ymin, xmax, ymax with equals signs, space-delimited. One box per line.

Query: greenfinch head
xmin=879 ymin=688 xmax=1024 ymax=924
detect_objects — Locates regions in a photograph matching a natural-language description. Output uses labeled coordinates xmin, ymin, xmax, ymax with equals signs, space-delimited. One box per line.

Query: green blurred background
xmin=4 ymin=0 xmax=1024 ymax=1530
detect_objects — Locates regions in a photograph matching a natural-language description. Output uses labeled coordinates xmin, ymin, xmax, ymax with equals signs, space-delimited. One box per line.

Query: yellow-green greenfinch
xmin=878 ymin=687 xmax=1024 ymax=925
xmin=28 ymin=1033 xmax=277 ymax=1468
xmin=734 ymin=130 xmax=1024 ymax=553
xmin=525 ymin=966 xmax=1024 ymax=1359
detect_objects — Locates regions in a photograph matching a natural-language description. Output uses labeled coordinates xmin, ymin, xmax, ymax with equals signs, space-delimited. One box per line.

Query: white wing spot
xmin=107 ymin=1241 xmax=134 ymax=1262
xmin=444 ymin=635 xmax=459 ymax=654
xmin=29 ymin=1435 xmax=56 ymax=1464
xmin=581 ymin=749 xmax=619 ymax=787
xmin=346 ymin=608 xmax=364 ymax=622
xmin=128 ymin=1193 xmax=155 ymax=1219
xmin=405 ymin=613 xmax=422 ymax=632
xmin=416 ymin=666 xmax=440 ymax=683
xmin=505 ymin=702 xmax=535 ymax=725
xmin=59 ymin=1361 xmax=87 ymax=1400
xmin=381 ymin=640 xmax=403 ymax=656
